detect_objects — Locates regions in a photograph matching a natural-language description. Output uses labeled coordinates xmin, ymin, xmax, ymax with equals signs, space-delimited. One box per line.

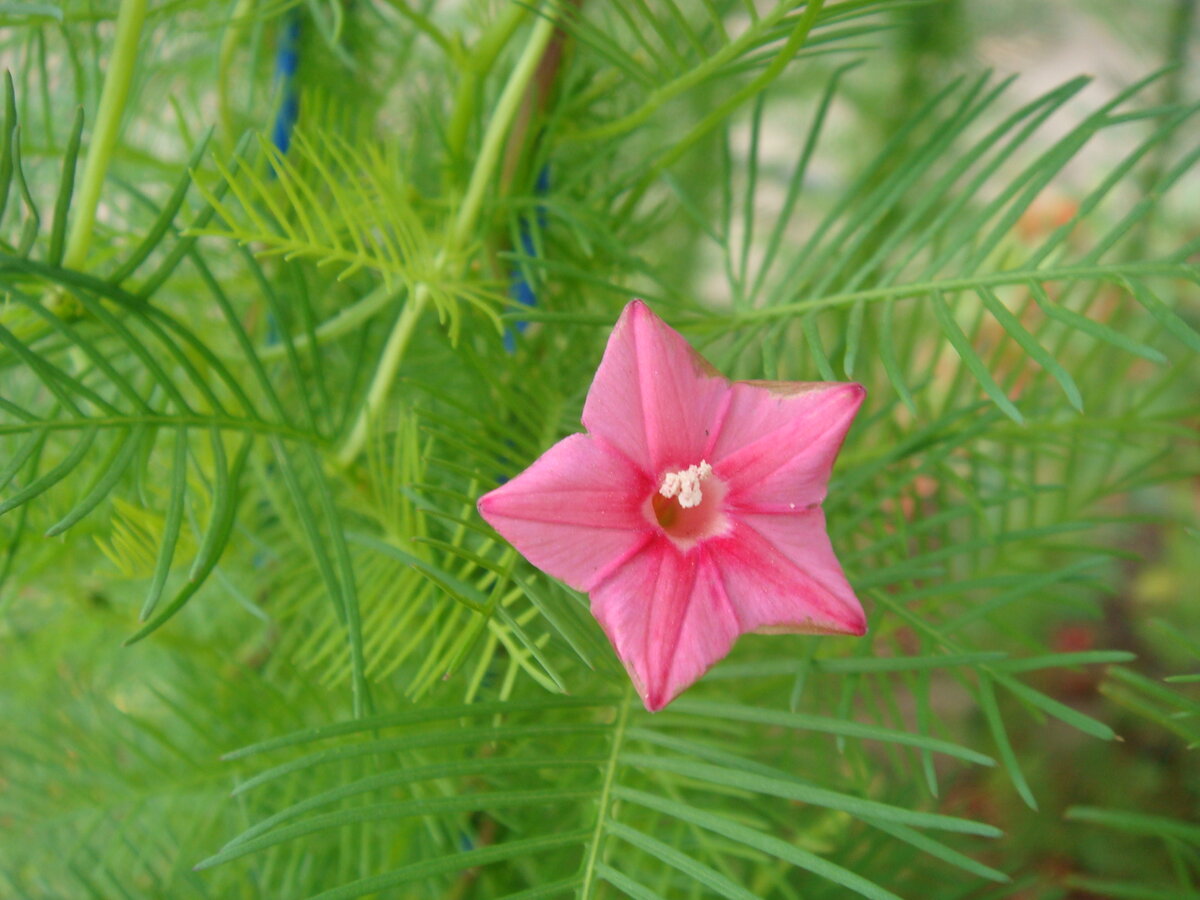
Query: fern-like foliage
xmin=1 ymin=0 xmax=1198 ymax=898
xmin=0 ymin=73 xmax=379 ymax=715
xmin=191 ymin=131 xmax=504 ymax=340
xmin=203 ymin=690 xmax=1004 ymax=899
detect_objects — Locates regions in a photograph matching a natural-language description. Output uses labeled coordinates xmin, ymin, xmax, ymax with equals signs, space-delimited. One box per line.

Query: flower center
xmin=659 ymin=461 xmax=712 ymax=509
xmin=648 ymin=461 xmax=729 ymax=547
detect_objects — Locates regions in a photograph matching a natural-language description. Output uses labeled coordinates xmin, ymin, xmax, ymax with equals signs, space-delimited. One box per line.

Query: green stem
xmin=567 ymin=0 xmax=799 ymax=144
xmin=0 ymin=414 xmax=322 ymax=444
xmin=444 ymin=2 xmax=528 ymax=185
xmin=336 ymin=290 xmax=425 ymax=466
xmin=252 ymin=284 xmax=395 ymax=363
xmin=707 ymin=261 xmax=1200 ymax=324
xmin=63 ymin=0 xmax=147 ymax=270
xmin=378 ymin=0 xmax=456 ymax=57
xmin=336 ymin=7 xmax=558 ymax=468
xmin=646 ymin=0 xmax=821 ymax=179
xmin=580 ymin=687 xmax=631 ymax=900
xmin=449 ymin=11 xmax=556 ymax=247
xmin=614 ymin=0 xmax=823 ymax=223
xmin=216 ymin=0 xmax=254 ymax=156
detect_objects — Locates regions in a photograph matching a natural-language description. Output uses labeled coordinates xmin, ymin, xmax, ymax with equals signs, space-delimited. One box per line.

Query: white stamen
xmin=659 ymin=461 xmax=713 ymax=509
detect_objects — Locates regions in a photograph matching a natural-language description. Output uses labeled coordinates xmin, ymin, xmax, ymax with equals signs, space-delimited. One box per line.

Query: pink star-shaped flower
xmin=478 ymin=300 xmax=867 ymax=710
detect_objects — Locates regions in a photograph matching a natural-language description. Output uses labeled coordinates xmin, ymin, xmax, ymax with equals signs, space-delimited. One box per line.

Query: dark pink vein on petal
xmin=634 ymin=312 xmax=685 ymax=470
xmin=701 ymin=387 xmax=735 ymax=462
xmin=701 ymin=544 xmax=743 ymax=633
xmin=715 ymin=384 xmax=864 ymax=514
xmin=646 ymin=547 xmax=705 ymax=711
xmin=588 ymin=530 xmax=657 ymax=593
xmin=724 ymin=515 xmax=847 ymax=626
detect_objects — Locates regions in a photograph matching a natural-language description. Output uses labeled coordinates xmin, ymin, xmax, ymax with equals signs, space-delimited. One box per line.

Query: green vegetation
xmin=0 ymin=1 xmax=1197 ymax=897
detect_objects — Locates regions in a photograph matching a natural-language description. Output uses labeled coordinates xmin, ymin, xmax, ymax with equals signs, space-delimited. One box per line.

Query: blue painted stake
xmin=270 ymin=12 xmax=301 ymax=155
xmin=504 ymin=164 xmax=550 ymax=353
xmin=264 ymin=12 xmax=301 ymax=350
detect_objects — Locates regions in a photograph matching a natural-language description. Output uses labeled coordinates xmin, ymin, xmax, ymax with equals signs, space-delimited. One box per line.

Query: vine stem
xmin=63 ymin=0 xmax=147 ymax=270
xmin=336 ymin=6 xmax=558 ymax=468
xmin=579 ymin=687 xmax=631 ymax=900
xmin=216 ymin=0 xmax=255 ymax=156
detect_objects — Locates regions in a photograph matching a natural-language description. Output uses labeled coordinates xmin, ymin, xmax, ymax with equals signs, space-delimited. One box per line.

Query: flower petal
xmin=591 ymin=540 xmax=741 ymax=711
xmin=477 ymin=434 xmax=653 ymax=592
xmin=711 ymin=381 xmax=865 ymax=511
xmin=710 ymin=510 xmax=866 ymax=636
xmin=582 ymin=300 xmax=729 ymax=475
